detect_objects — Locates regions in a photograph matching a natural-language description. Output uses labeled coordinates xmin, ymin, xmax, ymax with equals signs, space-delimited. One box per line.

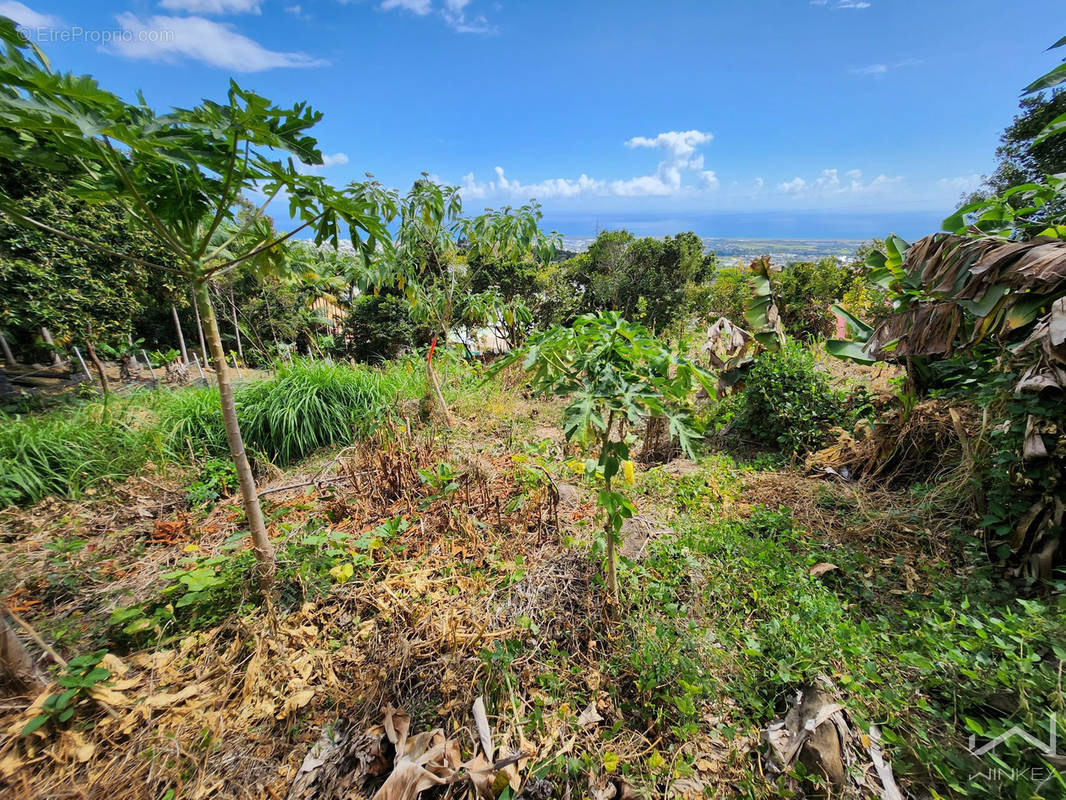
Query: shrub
xmin=737 ymin=340 xmax=857 ymax=454
xmin=696 ymin=268 xmax=753 ymax=328
xmin=772 ymin=258 xmax=853 ymax=340
xmin=338 ymin=294 xmax=417 ymax=363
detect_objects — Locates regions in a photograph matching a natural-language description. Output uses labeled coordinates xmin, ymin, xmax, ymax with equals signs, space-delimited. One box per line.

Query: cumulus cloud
xmin=938 ymin=174 xmax=982 ymax=193
xmin=460 ymin=129 xmax=719 ymax=200
xmin=110 ymin=14 xmax=327 ymax=71
xmin=158 ymin=0 xmax=261 ymax=13
xmin=778 ymin=177 xmax=807 ymax=195
xmin=380 ymin=0 xmax=433 ymax=15
xmin=777 ymin=168 xmax=901 ymax=196
xmin=0 ymin=1 xmax=60 ymax=28
xmin=379 ymin=0 xmax=495 ymax=33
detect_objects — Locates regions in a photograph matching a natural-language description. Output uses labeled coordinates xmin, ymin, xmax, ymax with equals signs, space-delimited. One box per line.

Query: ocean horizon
xmin=541 ymin=210 xmax=947 ymax=243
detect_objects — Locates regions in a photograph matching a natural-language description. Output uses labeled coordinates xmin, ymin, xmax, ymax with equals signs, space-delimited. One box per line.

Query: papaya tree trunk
xmin=190 ymin=289 xmax=208 ymax=363
xmin=194 ymin=280 xmax=276 ymax=584
xmin=426 ymin=332 xmax=456 ymax=427
xmin=0 ymin=331 xmax=16 ymax=367
xmin=601 ymin=413 xmax=619 ymax=621
xmin=171 ymin=303 xmax=190 ymax=365
xmin=604 ymin=472 xmax=619 ymax=620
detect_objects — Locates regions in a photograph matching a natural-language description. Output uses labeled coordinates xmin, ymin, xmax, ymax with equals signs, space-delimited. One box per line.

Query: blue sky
xmin=1 ymin=0 xmax=1062 ymax=236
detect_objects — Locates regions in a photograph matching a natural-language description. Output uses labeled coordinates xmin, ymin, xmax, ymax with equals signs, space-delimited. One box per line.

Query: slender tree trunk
xmin=171 ymin=303 xmax=190 ymax=365
xmin=0 ymin=610 xmax=44 ymax=694
xmin=601 ymin=415 xmax=619 ymax=621
xmin=426 ymin=330 xmax=456 ymax=427
xmin=604 ymin=472 xmax=619 ymax=621
xmin=230 ymin=289 xmax=244 ymax=361
xmin=194 ymin=280 xmax=276 ymax=584
xmin=191 ymin=290 xmax=208 ymax=363
xmin=0 ymin=331 xmax=17 ymax=367
xmin=84 ymin=328 xmax=110 ymax=396
xmin=40 ymin=327 xmax=61 ymax=366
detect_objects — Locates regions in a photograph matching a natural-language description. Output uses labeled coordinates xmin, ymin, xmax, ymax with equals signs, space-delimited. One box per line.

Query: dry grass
xmin=0 ymin=402 xmax=623 ymax=800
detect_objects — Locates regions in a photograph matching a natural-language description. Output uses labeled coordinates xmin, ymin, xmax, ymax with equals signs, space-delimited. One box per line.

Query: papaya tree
xmin=492 ymin=311 xmax=712 ymax=617
xmin=0 ymin=19 xmax=392 ymax=583
xmin=362 ymin=177 xmax=556 ymax=425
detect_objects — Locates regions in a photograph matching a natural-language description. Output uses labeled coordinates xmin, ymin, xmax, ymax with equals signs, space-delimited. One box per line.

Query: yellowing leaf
xmin=329 ymin=562 xmax=354 ymax=583
xmin=603 ymin=752 xmax=619 ymax=773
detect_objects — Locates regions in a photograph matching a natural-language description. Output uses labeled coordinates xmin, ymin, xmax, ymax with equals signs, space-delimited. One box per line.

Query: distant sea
xmin=541 ymin=210 xmax=944 ymax=244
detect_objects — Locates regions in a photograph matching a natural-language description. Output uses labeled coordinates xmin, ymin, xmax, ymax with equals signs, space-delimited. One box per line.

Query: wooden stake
xmin=72 ymin=346 xmax=92 ymax=381
xmin=141 ymin=349 xmax=158 ymax=382
xmin=192 ymin=353 xmax=206 ymax=381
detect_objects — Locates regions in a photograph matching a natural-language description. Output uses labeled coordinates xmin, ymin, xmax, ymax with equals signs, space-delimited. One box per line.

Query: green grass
xmin=157 ymin=357 xmax=424 ymax=466
xmin=610 ymin=497 xmax=1066 ymax=798
xmin=0 ymin=392 xmax=164 ymax=506
xmin=0 ymin=357 xmax=430 ymax=507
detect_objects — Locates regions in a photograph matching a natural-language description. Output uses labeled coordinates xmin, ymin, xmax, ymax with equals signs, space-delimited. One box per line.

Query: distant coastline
xmin=545 ymin=209 xmax=945 ymax=249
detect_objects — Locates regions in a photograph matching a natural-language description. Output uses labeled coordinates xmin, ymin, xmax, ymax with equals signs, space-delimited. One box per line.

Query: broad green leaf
xmin=830 ymin=303 xmax=873 ymax=338
xmin=825 ymin=339 xmax=876 ymax=364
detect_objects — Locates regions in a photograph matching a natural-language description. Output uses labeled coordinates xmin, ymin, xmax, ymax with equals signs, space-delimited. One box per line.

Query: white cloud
xmin=0 ymin=1 xmax=59 ymax=28
xmin=297 ymin=151 xmax=349 ymax=174
xmin=812 ymin=0 xmax=871 ymax=7
xmin=110 ymin=14 xmax=327 ymax=71
xmin=379 ymin=0 xmax=496 ymax=33
xmin=460 ymin=129 xmax=719 ymax=200
xmin=778 ymin=177 xmax=807 ymax=194
xmin=159 ymin=0 xmax=262 ymax=13
xmin=778 ymin=168 xmax=901 ymax=196
xmin=380 ymin=0 xmax=432 ymax=15
xmin=285 ymin=4 xmax=306 ymax=16
xmin=851 ymin=59 xmax=921 ymax=77
xmin=938 ymin=174 xmax=982 ymax=193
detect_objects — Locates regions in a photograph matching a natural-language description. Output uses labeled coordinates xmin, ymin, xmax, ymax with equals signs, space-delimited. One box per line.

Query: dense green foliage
xmin=543 ymin=230 xmax=717 ymax=332
xmin=771 ymin=257 xmax=853 ymax=339
xmin=336 ymin=293 xmax=419 ymax=363
xmin=0 ymin=157 xmax=175 ymax=358
xmin=737 ymin=340 xmax=859 ymax=454
xmin=691 ymin=267 xmax=753 ymax=328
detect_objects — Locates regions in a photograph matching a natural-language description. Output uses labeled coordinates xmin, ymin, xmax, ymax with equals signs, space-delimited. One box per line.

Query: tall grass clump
xmin=2 ymin=359 xmax=428 ymax=507
xmin=158 ymin=358 xmax=424 ymax=467
xmin=0 ymin=395 xmax=161 ymax=506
